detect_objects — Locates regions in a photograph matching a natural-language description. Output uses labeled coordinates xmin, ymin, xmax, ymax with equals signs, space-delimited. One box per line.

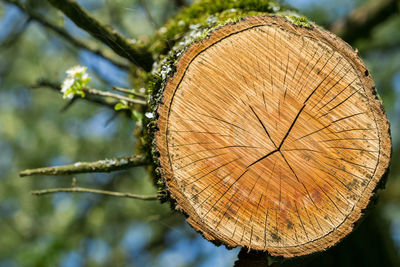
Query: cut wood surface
xmin=155 ymin=15 xmax=391 ymax=257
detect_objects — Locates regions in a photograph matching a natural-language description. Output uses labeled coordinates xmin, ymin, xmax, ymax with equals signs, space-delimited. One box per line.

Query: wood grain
xmin=155 ymin=15 xmax=391 ymax=257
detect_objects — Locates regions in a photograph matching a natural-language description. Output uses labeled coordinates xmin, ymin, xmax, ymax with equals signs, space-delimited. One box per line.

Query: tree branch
xmin=112 ymin=86 xmax=146 ymax=98
xmin=46 ymin=0 xmax=154 ymax=71
xmin=32 ymin=79 xmax=120 ymax=111
xmin=84 ymin=88 xmax=147 ymax=105
xmin=31 ymin=187 xmax=158 ymax=200
xmin=20 ymin=155 xmax=149 ymax=177
xmin=33 ymin=79 xmax=147 ymax=110
xmin=330 ymin=0 xmax=399 ymax=43
xmin=0 ymin=17 xmax=31 ymax=48
xmin=174 ymin=0 xmax=186 ymax=7
xmin=139 ymin=0 xmax=159 ymax=28
xmin=1 ymin=0 xmax=130 ymax=69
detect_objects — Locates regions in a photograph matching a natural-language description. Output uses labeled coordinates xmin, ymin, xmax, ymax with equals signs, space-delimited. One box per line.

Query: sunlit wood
xmin=156 ymin=15 xmax=391 ymax=257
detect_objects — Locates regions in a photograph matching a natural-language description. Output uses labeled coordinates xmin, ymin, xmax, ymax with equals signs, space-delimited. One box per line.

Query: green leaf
xmin=114 ymin=102 xmax=129 ymax=111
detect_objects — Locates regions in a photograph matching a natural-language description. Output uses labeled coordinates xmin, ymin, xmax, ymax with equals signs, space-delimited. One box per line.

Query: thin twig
xmin=104 ymin=111 xmax=119 ymax=127
xmin=20 ymin=155 xmax=149 ymax=177
xmin=1 ymin=0 xmax=130 ymax=69
xmin=32 ymin=79 xmax=120 ymax=111
xmin=31 ymin=187 xmax=158 ymax=200
xmin=0 ymin=17 xmax=31 ymax=48
xmin=60 ymin=97 xmax=78 ymax=113
xmin=112 ymin=86 xmax=147 ymax=98
xmin=139 ymin=0 xmax=159 ymax=28
xmin=46 ymin=0 xmax=154 ymax=71
xmin=84 ymin=88 xmax=147 ymax=105
xmin=32 ymin=79 xmax=146 ymax=111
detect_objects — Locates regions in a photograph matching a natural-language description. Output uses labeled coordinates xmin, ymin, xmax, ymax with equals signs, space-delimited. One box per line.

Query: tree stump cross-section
xmin=155 ymin=15 xmax=391 ymax=257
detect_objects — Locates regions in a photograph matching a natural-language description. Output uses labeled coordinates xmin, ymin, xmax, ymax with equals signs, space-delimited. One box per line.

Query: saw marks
xmin=155 ymin=15 xmax=391 ymax=257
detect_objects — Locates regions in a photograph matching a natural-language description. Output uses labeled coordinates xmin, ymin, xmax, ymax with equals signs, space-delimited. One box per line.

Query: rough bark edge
xmin=129 ymin=0 xmax=299 ymax=97
xmin=147 ymin=0 xmax=295 ymax=57
xmin=142 ymin=1 xmax=311 ymax=205
xmin=141 ymin=1 xmax=302 ymax=204
xmin=153 ymin=15 xmax=392 ymax=257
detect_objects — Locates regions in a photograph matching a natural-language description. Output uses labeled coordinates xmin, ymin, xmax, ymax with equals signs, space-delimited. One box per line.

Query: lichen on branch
xmin=20 ymin=155 xmax=149 ymax=177
xmin=142 ymin=0 xmax=308 ymax=206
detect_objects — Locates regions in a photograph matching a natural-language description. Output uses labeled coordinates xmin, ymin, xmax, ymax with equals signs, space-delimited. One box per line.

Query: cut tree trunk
xmin=154 ymin=15 xmax=391 ymax=257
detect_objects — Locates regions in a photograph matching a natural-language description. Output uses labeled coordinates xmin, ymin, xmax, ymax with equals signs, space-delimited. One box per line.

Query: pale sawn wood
xmin=155 ymin=15 xmax=391 ymax=257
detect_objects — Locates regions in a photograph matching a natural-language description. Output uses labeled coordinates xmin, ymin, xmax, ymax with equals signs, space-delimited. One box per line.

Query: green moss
xmin=135 ymin=0 xmax=389 ymax=256
xmin=141 ymin=0 xmax=301 ymax=206
xmin=148 ymin=0 xmax=295 ymax=57
xmin=284 ymin=15 xmax=312 ymax=28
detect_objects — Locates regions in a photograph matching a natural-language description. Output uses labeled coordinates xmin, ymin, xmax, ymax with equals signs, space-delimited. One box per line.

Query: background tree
xmin=0 ymin=0 xmax=399 ymax=266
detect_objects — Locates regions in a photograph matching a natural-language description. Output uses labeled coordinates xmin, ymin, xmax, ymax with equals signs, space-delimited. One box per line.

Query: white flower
xmin=60 ymin=65 xmax=91 ymax=99
xmin=61 ymin=78 xmax=75 ymax=99
xmin=66 ymin=65 xmax=85 ymax=76
xmin=63 ymin=92 xmax=74 ymax=99
xmin=61 ymin=77 xmax=74 ymax=93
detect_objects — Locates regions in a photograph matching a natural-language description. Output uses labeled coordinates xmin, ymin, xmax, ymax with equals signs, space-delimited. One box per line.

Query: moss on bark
xmin=139 ymin=0 xmax=311 ymax=205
